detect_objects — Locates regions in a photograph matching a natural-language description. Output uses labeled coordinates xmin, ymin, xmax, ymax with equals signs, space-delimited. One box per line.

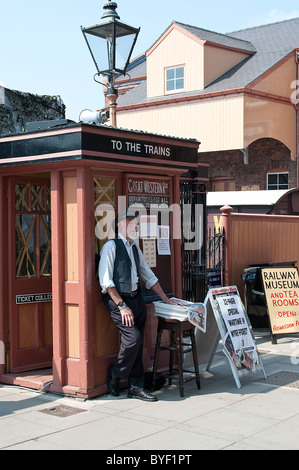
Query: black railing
xmin=180 ymin=180 xmax=207 ymax=302
xmin=206 ymin=227 xmax=225 ymax=289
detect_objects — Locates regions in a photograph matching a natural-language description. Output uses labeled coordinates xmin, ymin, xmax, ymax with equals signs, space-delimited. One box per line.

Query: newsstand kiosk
xmin=0 ymin=121 xmax=207 ymax=398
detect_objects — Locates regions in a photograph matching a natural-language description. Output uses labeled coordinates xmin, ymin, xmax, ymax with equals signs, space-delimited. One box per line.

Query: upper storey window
xmin=165 ymin=66 xmax=185 ymax=93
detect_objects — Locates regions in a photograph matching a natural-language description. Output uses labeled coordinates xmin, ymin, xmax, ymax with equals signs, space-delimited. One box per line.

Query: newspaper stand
xmin=204 ymin=286 xmax=267 ymax=388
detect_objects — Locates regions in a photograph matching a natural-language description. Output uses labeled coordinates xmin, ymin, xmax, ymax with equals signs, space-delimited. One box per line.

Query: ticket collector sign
xmin=16 ymin=292 xmax=52 ymax=304
xmin=262 ymin=267 xmax=299 ymax=334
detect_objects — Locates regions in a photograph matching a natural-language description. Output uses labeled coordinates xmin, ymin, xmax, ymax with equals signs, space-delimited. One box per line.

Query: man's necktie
xmin=132 ymin=244 xmax=141 ymax=287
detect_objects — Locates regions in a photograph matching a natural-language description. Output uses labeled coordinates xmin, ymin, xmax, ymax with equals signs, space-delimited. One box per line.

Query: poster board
xmin=184 ymin=295 xmax=220 ymax=370
xmin=203 ymin=286 xmax=266 ymax=388
xmin=261 ymin=267 xmax=299 ymax=336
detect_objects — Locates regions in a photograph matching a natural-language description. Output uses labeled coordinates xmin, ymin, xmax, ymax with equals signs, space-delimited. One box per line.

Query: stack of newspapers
xmin=153 ymin=299 xmax=190 ymax=321
xmin=153 ymin=298 xmax=207 ymax=333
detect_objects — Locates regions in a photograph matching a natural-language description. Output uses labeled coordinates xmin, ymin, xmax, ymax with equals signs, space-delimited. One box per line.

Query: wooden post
xmin=77 ymin=167 xmax=95 ymax=395
xmin=220 ymin=205 xmax=233 ymax=287
xmin=173 ymin=174 xmax=182 ymax=298
xmin=51 ymin=170 xmax=66 ymax=389
xmin=0 ymin=176 xmax=7 ymax=375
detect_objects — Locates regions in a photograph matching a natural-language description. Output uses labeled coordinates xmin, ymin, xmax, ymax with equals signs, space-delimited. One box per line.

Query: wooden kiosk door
xmin=8 ymin=178 xmax=53 ymax=373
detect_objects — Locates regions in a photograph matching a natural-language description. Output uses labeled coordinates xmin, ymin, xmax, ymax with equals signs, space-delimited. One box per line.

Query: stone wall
xmin=0 ymin=86 xmax=65 ymax=135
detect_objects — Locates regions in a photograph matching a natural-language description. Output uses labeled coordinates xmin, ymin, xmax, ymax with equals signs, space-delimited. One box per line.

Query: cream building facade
xmin=111 ymin=19 xmax=299 ymax=192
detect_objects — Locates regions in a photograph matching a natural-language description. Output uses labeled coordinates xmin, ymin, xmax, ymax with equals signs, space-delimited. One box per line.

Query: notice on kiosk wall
xmin=262 ymin=267 xmax=299 ymax=334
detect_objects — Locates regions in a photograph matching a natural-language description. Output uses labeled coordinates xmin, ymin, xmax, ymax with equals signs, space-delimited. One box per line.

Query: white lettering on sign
xmin=110 ymin=139 xmax=171 ymax=158
xmin=111 ymin=140 xmax=123 ymax=151
xmin=144 ymin=144 xmax=171 ymax=157
xmin=128 ymin=179 xmax=169 ymax=195
xmin=16 ymin=293 xmax=52 ymax=304
xmin=125 ymin=141 xmax=141 ymax=153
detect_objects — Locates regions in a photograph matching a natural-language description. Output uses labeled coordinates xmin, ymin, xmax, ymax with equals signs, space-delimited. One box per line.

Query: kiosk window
xmin=15 ymin=183 xmax=51 ymax=278
xmin=94 ymin=177 xmax=116 ymax=254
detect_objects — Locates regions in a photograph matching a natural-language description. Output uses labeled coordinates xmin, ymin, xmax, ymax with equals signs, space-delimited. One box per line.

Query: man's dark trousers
xmin=103 ymin=292 xmax=147 ymax=390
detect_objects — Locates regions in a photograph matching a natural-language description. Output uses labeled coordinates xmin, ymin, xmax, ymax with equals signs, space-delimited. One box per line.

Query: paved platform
xmin=0 ymin=331 xmax=299 ymax=451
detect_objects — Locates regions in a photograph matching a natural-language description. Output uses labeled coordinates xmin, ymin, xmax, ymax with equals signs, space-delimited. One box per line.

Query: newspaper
xmin=153 ymin=298 xmax=207 ymax=333
xmin=222 ymin=332 xmax=260 ymax=372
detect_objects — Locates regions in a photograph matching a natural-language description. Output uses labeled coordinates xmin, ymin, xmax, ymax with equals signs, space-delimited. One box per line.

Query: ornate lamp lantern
xmin=81 ymin=0 xmax=140 ymax=126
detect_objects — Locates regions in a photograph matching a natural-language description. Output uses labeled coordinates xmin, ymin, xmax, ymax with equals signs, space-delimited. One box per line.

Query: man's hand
xmin=120 ymin=306 xmax=135 ymax=327
xmin=164 ymin=298 xmax=185 ymax=306
xmin=150 ymin=282 xmax=186 ymax=306
xmin=106 ymin=287 xmax=135 ymax=326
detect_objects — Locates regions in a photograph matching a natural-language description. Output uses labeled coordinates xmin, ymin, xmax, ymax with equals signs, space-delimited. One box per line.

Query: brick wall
xmin=204 ymin=138 xmax=296 ymax=191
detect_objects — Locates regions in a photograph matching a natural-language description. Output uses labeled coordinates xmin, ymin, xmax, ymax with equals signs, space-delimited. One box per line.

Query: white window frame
xmin=267 ymin=172 xmax=289 ymax=190
xmin=165 ymin=65 xmax=185 ymax=94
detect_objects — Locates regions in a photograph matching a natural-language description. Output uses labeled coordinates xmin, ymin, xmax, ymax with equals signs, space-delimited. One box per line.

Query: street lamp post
xmin=81 ymin=0 xmax=140 ymax=126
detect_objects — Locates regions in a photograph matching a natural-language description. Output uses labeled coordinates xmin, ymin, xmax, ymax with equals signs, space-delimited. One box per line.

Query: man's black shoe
xmin=127 ymin=388 xmax=158 ymax=402
xmin=107 ymin=365 xmax=120 ymax=397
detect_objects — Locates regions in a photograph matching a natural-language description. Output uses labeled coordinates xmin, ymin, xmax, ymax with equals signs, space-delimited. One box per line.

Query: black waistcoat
xmin=113 ymin=239 xmax=140 ymax=293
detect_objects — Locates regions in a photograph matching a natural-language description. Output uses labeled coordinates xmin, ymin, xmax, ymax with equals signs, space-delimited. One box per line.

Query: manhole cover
xmin=257 ymin=370 xmax=299 ymax=389
xmin=39 ymin=405 xmax=87 ymax=418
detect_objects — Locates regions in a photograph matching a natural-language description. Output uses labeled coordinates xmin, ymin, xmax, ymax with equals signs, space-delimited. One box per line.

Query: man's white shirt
xmin=98 ymin=233 xmax=158 ymax=293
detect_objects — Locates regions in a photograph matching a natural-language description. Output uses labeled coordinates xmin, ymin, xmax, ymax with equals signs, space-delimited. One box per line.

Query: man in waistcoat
xmin=99 ymin=209 xmax=180 ymax=402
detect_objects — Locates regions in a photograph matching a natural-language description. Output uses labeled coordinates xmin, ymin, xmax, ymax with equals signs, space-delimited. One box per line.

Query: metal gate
xmin=180 ymin=180 xmax=207 ymax=302
xmin=206 ymin=227 xmax=225 ymax=289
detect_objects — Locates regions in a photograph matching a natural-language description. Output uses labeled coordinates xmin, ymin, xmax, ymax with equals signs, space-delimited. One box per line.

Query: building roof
xmin=206 ymin=189 xmax=291 ymax=207
xmin=175 ymin=22 xmax=256 ymax=53
xmin=0 ymin=122 xmax=201 ymax=169
xmin=117 ymin=18 xmax=299 ymax=107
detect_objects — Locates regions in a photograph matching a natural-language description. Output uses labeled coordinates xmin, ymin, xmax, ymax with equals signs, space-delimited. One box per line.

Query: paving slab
xmin=1 ymin=331 xmax=299 ymax=451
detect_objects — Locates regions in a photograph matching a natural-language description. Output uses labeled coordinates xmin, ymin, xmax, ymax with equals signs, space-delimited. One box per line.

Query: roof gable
xmin=175 ymin=22 xmax=256 ymax=54
xmin=117 ymin=17 xmax=299 ymax=107
xmin=146 ymin=21 xmax=256 ymax=56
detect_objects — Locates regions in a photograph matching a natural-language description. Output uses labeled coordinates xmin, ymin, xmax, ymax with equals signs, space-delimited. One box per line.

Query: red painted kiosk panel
xmin=0 ymin=123 xmax=205 ymax=397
